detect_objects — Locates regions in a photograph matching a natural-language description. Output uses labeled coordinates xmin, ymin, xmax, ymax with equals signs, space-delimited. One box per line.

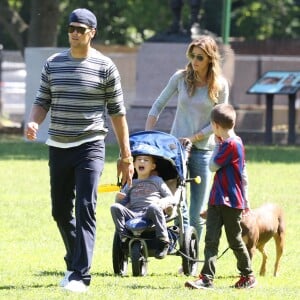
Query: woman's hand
xmin=179 ymin=137 xmax=192 ymax=147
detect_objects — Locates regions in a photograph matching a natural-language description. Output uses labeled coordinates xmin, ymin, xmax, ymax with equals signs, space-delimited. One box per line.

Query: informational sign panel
xmin=247 ymin=70 xmax=299 ymax=145
xmin=247 ymin=71 xmax=300 ymax=95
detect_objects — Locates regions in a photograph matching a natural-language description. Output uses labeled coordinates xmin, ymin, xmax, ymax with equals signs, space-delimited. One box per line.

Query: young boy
xmin=185 ymin=103 xmax=257 ymax=289
xmin=110 ymin=155 xmax=175 ymax=259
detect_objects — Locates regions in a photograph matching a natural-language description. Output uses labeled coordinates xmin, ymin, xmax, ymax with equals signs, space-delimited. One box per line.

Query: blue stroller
xmin=112 ymin=131 xmax=199 ymax=276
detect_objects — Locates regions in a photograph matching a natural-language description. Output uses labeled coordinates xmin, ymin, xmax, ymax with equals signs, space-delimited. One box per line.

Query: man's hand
xmin=25 ymin=122 xmax=39 ymax=140
xmin=117 ymin=159 xmax=134 ymax=187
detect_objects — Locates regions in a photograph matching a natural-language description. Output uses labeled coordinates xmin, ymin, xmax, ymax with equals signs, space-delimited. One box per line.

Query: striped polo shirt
xmin=34 ymin=48 xmax=126 ymax=145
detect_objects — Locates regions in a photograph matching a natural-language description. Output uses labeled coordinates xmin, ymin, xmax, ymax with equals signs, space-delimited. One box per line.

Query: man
xmin=25 ymin=8 xmax=134 ymax=293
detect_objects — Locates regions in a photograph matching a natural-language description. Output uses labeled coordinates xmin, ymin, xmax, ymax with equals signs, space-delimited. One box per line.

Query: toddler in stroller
xmin=110 ymin=154 xmax=176 ymax=259
xmin=111 ymin=131 xmax=199 ymax=277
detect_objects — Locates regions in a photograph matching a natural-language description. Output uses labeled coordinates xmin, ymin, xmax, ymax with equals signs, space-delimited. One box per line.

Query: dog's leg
xmin=257 ymin=244 xmax=267 ymax=276
xmin=247 ymin=245 xmax=256 ymax=260
xmin=273 ymin=234 xmax=282 ymax=276
xmin=273 ymin=224 xmax=285 ymax=276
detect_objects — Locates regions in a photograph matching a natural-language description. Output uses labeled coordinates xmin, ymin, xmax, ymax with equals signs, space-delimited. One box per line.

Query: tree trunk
xmin=0 ymin=0 xmax=28 ymax=52
xmin=27 ymin=0 xmax=60 ymax=47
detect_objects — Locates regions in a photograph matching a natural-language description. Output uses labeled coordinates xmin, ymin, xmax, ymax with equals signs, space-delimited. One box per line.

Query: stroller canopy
xmin=129 ymin=131 xmax=187 ymax=181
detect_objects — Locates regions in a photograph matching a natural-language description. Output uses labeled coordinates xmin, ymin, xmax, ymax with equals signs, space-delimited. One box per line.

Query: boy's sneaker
xmin=63 ymin=280 xmax=88 ymax=293
xmin=185 ymin=274 xmax=213 ymax=289
xmin=155 ymin=239 xmax=169 ymax=259
xmin=234 ymin=275 xmax=257 ymax=289
xmin=59 ymin=270 xmax=73 ymax=287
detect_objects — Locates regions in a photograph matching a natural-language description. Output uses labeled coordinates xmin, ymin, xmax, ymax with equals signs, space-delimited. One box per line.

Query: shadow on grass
xmin=246 ymin=145 xmax=300 ymax=163
xmin=123 ymin=283 xmax=171 ymax=290
xmin=0 ymin=134 xmax=120 ymax=162
xmin=36 ymin=270 xmax=116 ymax=278
xmin=0 ymin=283 xmax=57 ymax=290
xmin=1 ymin=135 xmax=300 ymax=163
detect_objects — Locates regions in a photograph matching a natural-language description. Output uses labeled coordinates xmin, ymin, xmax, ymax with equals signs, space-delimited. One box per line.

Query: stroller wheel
xmin=112 ymin=232 xmax=128 ymax=276
xmin=181 ymin=226 xmax=199 ymax=276
xmin=131 ymin=240 xmax=148 ymax=277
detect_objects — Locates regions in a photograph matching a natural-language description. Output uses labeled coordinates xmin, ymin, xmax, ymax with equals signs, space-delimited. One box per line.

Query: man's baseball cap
xmin=69 ymin=8 xmax=97 ymax=28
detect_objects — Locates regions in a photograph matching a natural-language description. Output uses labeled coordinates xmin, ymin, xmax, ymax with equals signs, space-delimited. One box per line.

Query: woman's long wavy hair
xmin=184 ymin=35 xmax=223 ymax=103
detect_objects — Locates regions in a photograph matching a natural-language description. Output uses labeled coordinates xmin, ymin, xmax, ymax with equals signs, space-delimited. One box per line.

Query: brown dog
xmin=241 ymin=203 xmax=285 ymax=276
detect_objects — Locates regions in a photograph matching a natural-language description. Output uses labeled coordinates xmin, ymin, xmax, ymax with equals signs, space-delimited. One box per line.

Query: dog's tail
xmin=277 ymin=207 xmax=286 ymax=237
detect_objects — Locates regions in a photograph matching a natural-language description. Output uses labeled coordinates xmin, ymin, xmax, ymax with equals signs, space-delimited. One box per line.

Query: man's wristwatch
xmin=122 ymin=156 xmax=133 ymax=164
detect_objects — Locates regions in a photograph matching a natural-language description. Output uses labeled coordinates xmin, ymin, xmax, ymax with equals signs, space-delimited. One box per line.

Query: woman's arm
xmin=208 ymin=142 xmax=221 ymax=172
xmin=145 ymin=115 xmax=158 ymax=131
xmin=145 ymin=71 xmax=181 ymax=130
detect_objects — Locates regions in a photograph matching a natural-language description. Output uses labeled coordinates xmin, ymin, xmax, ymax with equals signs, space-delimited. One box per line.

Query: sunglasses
xmin=68 ymin=25 xmax=91 ymax=34
xmin=189 ymin=53 xmax=205 ymax=62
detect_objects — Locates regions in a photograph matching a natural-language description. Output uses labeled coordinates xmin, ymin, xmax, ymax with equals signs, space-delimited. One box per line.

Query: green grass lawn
xmin=0 ymin=135 xmax=300 ymax=299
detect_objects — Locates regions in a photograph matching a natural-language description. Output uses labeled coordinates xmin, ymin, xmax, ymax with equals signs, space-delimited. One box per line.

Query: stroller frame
xmin=112 ymin=131 xmax=199 ymax=276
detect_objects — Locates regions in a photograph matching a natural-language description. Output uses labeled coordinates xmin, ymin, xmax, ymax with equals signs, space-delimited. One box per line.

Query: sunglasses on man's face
xmin=189 ymin=53 xmax=205 ymax=62
xmin=68 ymin=25 xmax=91 ymax=34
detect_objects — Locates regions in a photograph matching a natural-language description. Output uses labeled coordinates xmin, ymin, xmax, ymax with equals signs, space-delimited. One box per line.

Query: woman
xmin=145 ymin=35 xmax=229 ymax=246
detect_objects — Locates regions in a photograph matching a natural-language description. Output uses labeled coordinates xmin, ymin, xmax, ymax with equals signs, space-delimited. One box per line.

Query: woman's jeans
xmin=184 ymin=148 xmax=212 ymax=243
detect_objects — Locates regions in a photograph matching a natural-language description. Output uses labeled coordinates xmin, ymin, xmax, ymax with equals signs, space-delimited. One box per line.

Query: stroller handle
xmin=186 ymin=176 xmax=201 ymax=184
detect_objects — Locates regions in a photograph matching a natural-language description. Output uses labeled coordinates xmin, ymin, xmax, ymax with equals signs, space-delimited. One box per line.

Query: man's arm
xmin=110 ymin=115 xmax=134 ymax=186
xmin=25 ymin=105 xmax=48 ymax=140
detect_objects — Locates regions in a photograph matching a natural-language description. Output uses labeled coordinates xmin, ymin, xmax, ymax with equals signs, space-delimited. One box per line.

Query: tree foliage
xmin=231 ymin=0 xmax=300 ymax=40
xmin=0 ymin=0 xmax=299 ymax=53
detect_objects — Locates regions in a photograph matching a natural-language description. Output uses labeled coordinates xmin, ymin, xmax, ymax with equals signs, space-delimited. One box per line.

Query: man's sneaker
xmin=234 ymin=275 xmax=257 ymax=289
xmin=185 ymin=275 xmax=213 ymax=289
xmin=155 ymin=239 xmax=169 ymax=259
xmin=63 ymin=280 xmax=88 ymax=293
xmin=59 ymin=270 xmax=73 ymax=287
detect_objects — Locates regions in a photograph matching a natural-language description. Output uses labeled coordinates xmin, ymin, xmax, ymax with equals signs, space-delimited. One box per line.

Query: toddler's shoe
xmin=155 ymin=239 xmax=169 ymax=259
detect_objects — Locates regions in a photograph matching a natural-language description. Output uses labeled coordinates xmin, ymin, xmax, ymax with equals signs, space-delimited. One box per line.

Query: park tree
xmin=0 ymin=0 xmax=299 ymax=52
xmin=26 ymin=0 xmax=60 ymax=47
xmin=0 ymin=0 xmax=60 ymax=53
xmin=0 ymin=0 xmax=299 ymax=119
xmin=0 ymin=0 xmax=29 ymax=51
xmin=231 ymin=0 xmax=300 ymax=40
